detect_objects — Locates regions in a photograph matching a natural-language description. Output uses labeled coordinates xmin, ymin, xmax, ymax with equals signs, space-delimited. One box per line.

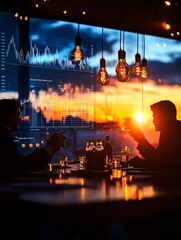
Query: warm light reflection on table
xmin=20 ymin=167 xmax=160 ymax=205
xmin=2 ymin=164 xmax=178 ymax=226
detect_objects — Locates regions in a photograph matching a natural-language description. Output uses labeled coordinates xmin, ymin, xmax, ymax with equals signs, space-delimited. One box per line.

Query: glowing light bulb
xmin=115 ymin=50 xmax=131 ymax=82
xmin=132 ymin=53 xmax=142 ymax=77
xmin=141 ymin=58 xmax=148 ymax=79
xmin=70 ymin=36 xmax=84 ymax=64
xmin=96 ymin=58 xmax=110 ymax=85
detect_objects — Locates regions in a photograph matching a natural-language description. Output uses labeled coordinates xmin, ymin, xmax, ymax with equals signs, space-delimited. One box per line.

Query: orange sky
xmin=2 ymin=77 xmax=181 ymax=156
xmin=28 ymin=77 xmax=181 ymax=151
xmin=29 ymin=78 xmax=181 ymax=126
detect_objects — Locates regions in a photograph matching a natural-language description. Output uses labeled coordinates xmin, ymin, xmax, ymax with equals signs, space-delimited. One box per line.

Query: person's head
xmin=150 ymin=100 xmax=177 ymax=131
xmin=0 ymin=99 xmax=21 ymax=132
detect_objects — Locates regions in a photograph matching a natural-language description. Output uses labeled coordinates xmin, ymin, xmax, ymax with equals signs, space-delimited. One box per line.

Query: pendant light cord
xmin=77 ymin=23 xmax=80 ymax=37
xmin=120 ymin=30 xmax=122 ymax=49
xmin=141 ymin=35 xmax=145 ymax=129
xmin=123 ymin=31 xmax=125 ymax=50
xmin=143 ymin=34 xmax=146 ymax=58
xmin=137 ymin=33 xmax=139 ymax=54
xmin=101 ymin=27 xmax=104 ymax=58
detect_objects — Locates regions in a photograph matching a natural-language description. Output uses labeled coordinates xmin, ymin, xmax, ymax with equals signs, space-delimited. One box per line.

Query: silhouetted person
xmin=128 ymin=100 xmax=181 ymax=173
xmin=0 ymin=98 xmax=66 ymax=240
xmin=124 ymin=100 xmax=181 ymax=239
xmin=0 ymin=98 xmax=66 ymax=180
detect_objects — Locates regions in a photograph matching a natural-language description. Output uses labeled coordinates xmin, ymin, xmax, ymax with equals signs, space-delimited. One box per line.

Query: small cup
xmin=79 ymin=156 xmax=87 ymax=170
xmin=60 ymin=157 xmax=68 ymax=167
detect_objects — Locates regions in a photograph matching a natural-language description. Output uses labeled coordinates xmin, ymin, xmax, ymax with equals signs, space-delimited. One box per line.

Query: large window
xmin=1 ymin=12 xmax=181 ymax=160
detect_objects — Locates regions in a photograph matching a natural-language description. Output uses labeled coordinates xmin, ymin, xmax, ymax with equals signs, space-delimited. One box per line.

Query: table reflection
xmin=20 ymin=167 xmax=161 ymax=205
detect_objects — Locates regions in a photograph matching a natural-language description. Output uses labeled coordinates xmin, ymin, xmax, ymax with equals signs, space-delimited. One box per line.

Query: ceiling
xmin=1 ymin=0 xmax=181 ymax=40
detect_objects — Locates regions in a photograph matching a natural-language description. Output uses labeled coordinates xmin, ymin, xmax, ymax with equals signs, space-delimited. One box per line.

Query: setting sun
xmin=135 ymin=112 xmax=144 ymax=123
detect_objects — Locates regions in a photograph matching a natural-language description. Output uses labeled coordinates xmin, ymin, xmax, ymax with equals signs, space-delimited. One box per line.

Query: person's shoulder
xmin=176 ymin=120 xmax=181 ymax=127
xmin=175 ymin=120 xmax=181 ymax=134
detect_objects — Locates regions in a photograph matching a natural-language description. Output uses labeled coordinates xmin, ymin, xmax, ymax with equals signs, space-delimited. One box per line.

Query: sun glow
xmin=135 ymin=112 xmax=144 ymax=123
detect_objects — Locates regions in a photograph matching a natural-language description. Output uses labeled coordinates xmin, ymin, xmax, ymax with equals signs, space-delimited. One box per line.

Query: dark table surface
xmin=1 ymin=163 xmax=181 ymax=225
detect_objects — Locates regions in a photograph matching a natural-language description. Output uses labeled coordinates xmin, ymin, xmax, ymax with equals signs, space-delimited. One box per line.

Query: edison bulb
xmin=141 ymin=58 xmax=148 ymax=79
xmin=132 ymin=53 xmax=142 ymax=77
xmin=96 ymin=58 xmax=110 ymax=85
xmin=115 ymin=50 xmax=130 ymax=82
xmin=70 ymin=36 xmax=84 ymax=64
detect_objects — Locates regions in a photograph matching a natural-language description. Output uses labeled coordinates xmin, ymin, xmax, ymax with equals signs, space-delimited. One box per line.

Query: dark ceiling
xmin=1 ymin=0 xmax=181 ymax=40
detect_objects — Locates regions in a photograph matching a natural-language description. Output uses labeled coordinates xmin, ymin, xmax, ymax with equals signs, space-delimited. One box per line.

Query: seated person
xmin=0 ymin=98 xmax=66 ymax=240
xmin=0 ymin=98 xmax=66 ymax=180
xmin=124 ymin=100 xmax=181 ymax=240
xmin=127 ymin=100 xmax=181 ymax=172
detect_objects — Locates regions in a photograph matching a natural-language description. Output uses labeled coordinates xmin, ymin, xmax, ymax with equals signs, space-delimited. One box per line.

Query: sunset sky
xmin=28 ymin=19 xmax=181 ymax=155
xmin=1 ymin=13 xmax=181 ymax=156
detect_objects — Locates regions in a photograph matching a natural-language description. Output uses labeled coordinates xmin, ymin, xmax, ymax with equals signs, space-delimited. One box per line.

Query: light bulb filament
xmin=132 ymin=53 xmax=142 ymax=77
xmin=96 ymin=58 xmax=110 ymax=85
xmin=141 ymin=58 xmax=148 ymax=79
xmin=115 ymin=50 xmax=130 ymax=82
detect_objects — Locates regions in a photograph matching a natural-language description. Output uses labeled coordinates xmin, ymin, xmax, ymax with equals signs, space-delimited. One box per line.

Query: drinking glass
xmin=121 ymin=146 xmax=130 ymax=167
xmin=112 ymin=155 xmax=121 ymax=168
xmin=60 ymin=156 xmax=68 ymax=167
xmin=79 ymin=156 xmax=87 ymax=170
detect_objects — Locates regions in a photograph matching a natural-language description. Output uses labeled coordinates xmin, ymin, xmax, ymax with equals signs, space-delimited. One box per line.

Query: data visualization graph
xmin=27 ymin=19 xmax=96 ymax=130
xmin=29 ymin=76 xmax=94 ymax=129
xmin=6 ymin=34 xmax=92 ymax=73
xmin=0 ymin=14 xmax=97 ymax=155
xmin=0 ymin=12 xmax=19 ymax=98
xmin=3 ymin=19 xmax=95 ymax=130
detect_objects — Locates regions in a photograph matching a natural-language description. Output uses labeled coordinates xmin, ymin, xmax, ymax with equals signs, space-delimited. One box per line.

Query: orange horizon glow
xmin=27 ymin=77 xmax=181 ymax=149
xmin=29 ymin=78 xmax=181 ymax=128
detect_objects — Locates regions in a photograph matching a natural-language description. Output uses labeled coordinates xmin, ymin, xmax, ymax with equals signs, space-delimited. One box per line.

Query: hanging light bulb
xmin=70 ymin=23 xmax=84 ymax=64
xmin=141 ymin=34 xmax=148 ymax=79
xmin=141 ymin=58 xmax=148 ymax=78
xmin=132 ymin=33 xmax=142 ymax=77
xmin=96 ymin=57 xmax=110 ymax=85
xmin=115 ymin=31 xmax=130 ymax=82
xmin=96 ymin=27 xmax=110 ymax=85
xmin=116 ymin=49 xmax=131 ymax=82
xmin=132 ymin=53 xmax=142 ymax=77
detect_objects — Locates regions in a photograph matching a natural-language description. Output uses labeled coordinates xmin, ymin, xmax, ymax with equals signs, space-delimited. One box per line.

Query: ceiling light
xmin=96 ymin=27 xmax=110 ymax=85
xmin=132 ymin=33 xmax=142 ymax=77
xmin=70 ymin=24 xmax=84 ymax=65
xmin=115 ymin=31 xmax=131 ymax=82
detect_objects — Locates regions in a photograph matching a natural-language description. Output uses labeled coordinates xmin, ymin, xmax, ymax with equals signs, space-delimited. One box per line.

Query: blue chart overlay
xmin=0 ymin=14 xmax=96 ymax=154
xmin=0 ymin=12 xmax=19 ymax=97
xmin=28 ymin=19 xmax=95 ymax=130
